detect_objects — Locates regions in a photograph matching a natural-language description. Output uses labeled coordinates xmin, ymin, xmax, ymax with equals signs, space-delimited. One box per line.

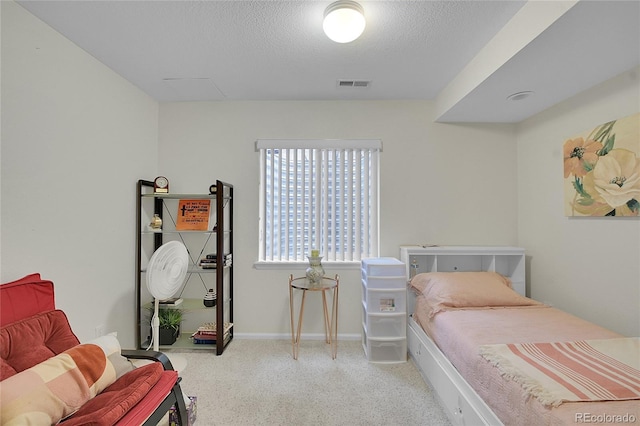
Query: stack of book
xmin=199 ymin=253 xmax=232 ymax=269
xmin=191 ymin=322 xmax=233 ymax=344
xmin=198 ymin=257 xmax=217 ymax=269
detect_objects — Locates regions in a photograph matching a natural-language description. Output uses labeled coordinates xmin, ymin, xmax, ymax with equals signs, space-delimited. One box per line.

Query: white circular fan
xmin=147 ymin=241 xmax=188 ymax=351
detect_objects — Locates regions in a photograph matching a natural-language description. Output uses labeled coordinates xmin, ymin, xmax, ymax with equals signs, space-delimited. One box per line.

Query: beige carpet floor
xmin=161 ymin=339 xmax=451 ymax=426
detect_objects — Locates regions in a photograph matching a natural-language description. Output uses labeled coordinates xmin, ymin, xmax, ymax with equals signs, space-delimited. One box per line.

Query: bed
xmin=400 ymin=246 xmax=639 ymax=426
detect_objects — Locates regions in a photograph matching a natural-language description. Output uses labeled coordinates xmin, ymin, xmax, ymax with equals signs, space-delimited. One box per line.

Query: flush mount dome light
xmin=323 ymin=0 xmax=366 ymax=43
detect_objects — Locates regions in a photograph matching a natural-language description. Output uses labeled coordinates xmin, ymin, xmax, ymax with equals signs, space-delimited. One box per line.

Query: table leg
xmin=321 ymin=290 xmax=331 ymax=344
xmin=289 ymin=282 xmax=297 ymax=359
xmin=331 ymin=285 xmax=339 ymax=359
xmin=293 ymin=289 xmax=308 ymax=360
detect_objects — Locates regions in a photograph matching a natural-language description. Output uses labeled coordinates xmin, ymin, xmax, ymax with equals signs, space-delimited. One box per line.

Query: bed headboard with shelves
xmin=399 ymin=246 xmax=526 ymax=313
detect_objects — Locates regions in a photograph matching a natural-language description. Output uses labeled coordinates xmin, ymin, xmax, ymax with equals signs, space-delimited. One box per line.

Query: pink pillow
xmin=410 ymin=272 xmax=541 ymax=317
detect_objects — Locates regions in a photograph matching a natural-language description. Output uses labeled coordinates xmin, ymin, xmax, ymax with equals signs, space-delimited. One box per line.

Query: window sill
xmin=253 ymin=261 xmax=361 ymax=271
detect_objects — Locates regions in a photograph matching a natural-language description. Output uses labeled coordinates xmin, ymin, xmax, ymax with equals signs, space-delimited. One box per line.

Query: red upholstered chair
xmin=0 ymin=273 xmax=187 ymax=425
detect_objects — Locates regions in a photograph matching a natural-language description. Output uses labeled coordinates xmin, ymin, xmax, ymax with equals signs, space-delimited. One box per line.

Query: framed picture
xmin=563 ymin=112 xmax=639 ymax=217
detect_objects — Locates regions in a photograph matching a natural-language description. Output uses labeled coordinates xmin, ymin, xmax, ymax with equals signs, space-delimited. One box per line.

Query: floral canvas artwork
xmin=563 ymin=113 xmax=640 ymax=217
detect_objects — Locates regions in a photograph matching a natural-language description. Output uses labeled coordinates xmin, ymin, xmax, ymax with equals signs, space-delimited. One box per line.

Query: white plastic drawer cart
xmin=361 ymin=257 xmax=407 ymax=363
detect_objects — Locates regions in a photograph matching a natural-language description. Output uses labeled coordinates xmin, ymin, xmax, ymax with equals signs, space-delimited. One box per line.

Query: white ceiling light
xmin=323 ymin=1 xmax=366 ymax=43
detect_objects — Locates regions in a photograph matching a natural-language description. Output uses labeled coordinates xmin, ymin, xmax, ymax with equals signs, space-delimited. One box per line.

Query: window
xmin=257 ymin=139 xmax=381 ymax=263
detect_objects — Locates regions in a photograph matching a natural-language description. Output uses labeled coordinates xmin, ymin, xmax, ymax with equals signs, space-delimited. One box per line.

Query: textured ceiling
xmin=16 ymin=0 xmax=640 ymax=123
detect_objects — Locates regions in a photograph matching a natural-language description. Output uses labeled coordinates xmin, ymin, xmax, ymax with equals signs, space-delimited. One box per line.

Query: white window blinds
xmin=257 ymin=139 xmax=381 ymax=262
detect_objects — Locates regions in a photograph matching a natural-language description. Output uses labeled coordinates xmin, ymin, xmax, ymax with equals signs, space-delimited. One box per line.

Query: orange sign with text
xmin=176 ymin=199 xmax=210 ymax=231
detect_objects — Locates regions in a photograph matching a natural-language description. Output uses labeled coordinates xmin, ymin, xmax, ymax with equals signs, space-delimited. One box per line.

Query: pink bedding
xmin=413 ymin=296 xmax=640 ymax=425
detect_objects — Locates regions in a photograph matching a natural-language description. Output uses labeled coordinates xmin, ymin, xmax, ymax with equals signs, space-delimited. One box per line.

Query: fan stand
xmin=151 ymin=298 xmax=161 ymax=352
xmin=148 ymin=300 xmax=189 ymax=374
xmin=146 ymin=241 xmax=190 ymax=374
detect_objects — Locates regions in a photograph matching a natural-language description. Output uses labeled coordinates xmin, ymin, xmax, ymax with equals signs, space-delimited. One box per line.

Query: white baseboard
xmin=234 ymin=332 xmax=361 ymax=341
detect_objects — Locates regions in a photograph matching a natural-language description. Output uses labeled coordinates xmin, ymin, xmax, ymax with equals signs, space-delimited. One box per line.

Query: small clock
xmin=209 ymin=184 xmax=217 ymax=195
xmin=154 ymin=176 xmax=169 ymax=193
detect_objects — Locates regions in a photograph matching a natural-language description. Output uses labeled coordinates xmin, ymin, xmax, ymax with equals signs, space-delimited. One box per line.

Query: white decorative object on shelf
xmin=305 ymin=250 xmax=325 ymax=287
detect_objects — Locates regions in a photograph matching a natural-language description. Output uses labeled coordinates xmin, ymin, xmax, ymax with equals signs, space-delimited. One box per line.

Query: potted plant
xmin=147 ymin=306 xmax=184 ymax=345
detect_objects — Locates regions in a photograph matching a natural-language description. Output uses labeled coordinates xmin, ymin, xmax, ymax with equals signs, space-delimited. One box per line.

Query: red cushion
xmin=0 ymin=273 xmax=55 ymax=326
xmin=1 ymin=274 xmax=179 ymax=425
xmin=115 ymin=370 xmax=179 ymax=425
xmin=61 ymin=362 xmax=168 ymax=426
xmin=0 ymin=310 xmax=80 ymax=380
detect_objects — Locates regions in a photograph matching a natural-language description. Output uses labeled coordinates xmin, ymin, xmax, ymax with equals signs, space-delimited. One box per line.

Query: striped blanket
xmin=479 ymin=337 xmax=640 ymax=407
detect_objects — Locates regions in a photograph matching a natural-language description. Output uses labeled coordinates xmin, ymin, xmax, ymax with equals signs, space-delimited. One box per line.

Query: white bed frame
xmin=399 ymin=246 xmax=526 ymax=426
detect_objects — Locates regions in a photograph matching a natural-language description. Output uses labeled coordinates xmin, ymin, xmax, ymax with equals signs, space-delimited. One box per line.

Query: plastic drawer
xmin=361 ymin=258 xmax=405 ymax=277
xmin=362 ymin=330 xmax=407 ymax=363
xmin=362 ymin=273 xmax=406 ymax=289
xmin=361 ymin=281 xmax=406 ymax=313
xmin=362 ymin=308 xmax=406 ymax=338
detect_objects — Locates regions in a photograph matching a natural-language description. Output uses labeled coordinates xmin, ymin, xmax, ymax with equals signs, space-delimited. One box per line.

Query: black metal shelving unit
xmin=135 ymin=179 xmax=234 ymax=355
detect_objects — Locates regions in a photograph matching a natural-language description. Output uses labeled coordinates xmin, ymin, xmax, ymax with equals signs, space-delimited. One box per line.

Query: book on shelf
xmin=158 ymin=297 xmax=183 ymax=307
xmin=200 ymin=253 xmax=232 ymax=268
xmin=203 ymin=253 xmax=232 ymax=261
xmin=199 ymin=260 xmax=217 ymax=269
xmin=176 ymin=199 xmax=211 ymax=231
xmin=192 ymin=333 xmax=216 ymax=340
xmin=192 ymin=331 xmax=231 ymax=345
xmin=191 ymin=322 xmax=233 ymax=338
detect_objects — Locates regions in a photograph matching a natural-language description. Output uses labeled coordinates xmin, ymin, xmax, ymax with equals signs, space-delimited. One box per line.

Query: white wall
xmin=8 ymin=1 xmax=634 ymax=344
xmin=1 ymin=1 xmax=158 ymax=346
xmin=1 ymin=1 xmax=518 ymax=344
xmin=517 ymin=67 xmax=640 ymax=336
xmin=158 ymin=101 xmax=518 ymax=337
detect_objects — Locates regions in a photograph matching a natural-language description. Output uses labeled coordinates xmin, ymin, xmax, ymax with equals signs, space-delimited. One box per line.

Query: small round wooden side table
xmin=288 ymin=274 xmax=339 ymax=360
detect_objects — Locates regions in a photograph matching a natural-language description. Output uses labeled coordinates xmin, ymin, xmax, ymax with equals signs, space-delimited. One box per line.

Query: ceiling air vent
xmin=337 ymin=80 xmax=371 ymax=88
